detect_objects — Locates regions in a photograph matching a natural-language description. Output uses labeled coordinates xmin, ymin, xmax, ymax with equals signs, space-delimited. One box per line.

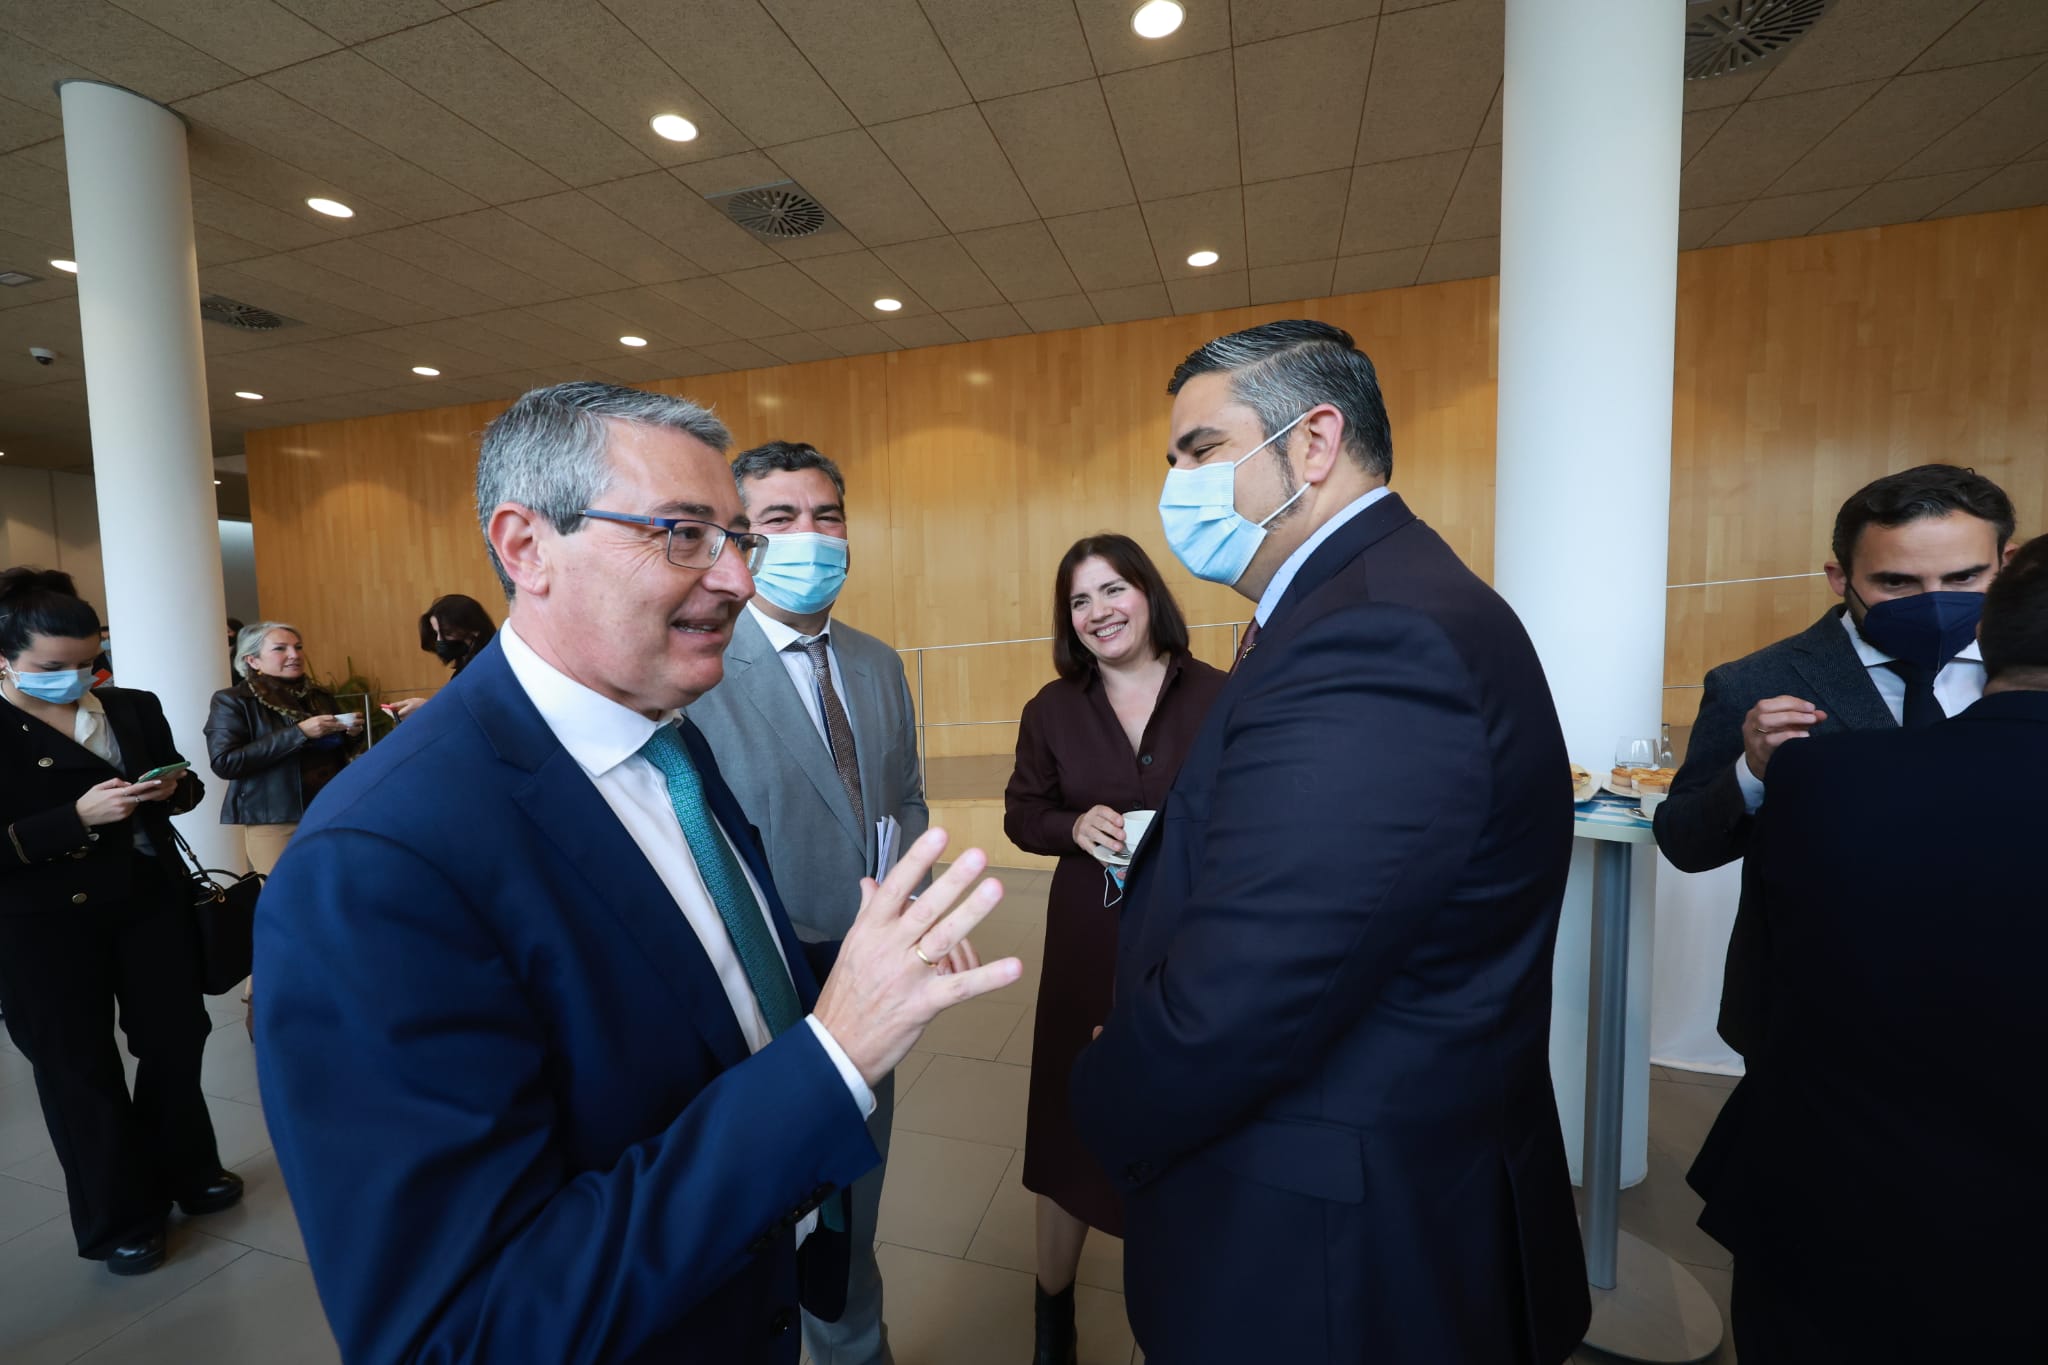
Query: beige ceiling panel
xmin=1436 ymin=144 xmax=1500 ymax=242
xmin=1231 ymin=0 xmax=1381 ymax=44
xmin=1237 ymin=20 xmax=1378 ymax=183
xmin=1015 ymin=294 xmax=1101 ymax=333
xmin=232 ymin=253 xmax=451 ymax=326
xmin=1415 ymin=236 xmax=1497 ymax=285
xmin=591 ymin=352 xmax=705 ymax=385
xmin=0 ymin=31 xmax=99 ymax=117
xmin=182 ymin=128 xmax=370 ymax=233
xmin=200 ymin=263 xmax=402 ymax=334
xmin=1250 ymin=260 xmax=1337 ymax=306
xmin=1753 ymin=0 xmax=1977 ymax=99
xmin=348 ymin=325 xmax=513 ymax=379
xmin=1244 ymin=169 xmax=1350 ymax=267
xmin=198 ymin=316 xmax=340 ymax=357
xmin=1355 ymin=0 xmax=1502 ymax=163
xmin=1073 ymin=0 xmax=1232 ymax=75
xmin=271 ymin=0 xmax=446 ymax=45
xmin=505 ymin=189 xmax=709 ymax=285
xmin=1101 ymin=53 xmax=1242 ymax=201
xmin=604 ymin=0 xmax=857 ymax=147
xmin=754 ymin=332 xmax=846 ymax=363
xmin=1682 ymin=107 xmax=1735 ymax=165
xmin=725 ymin=263 xmax=866 ymax=330
xmin=0 ymin=2 xmax=242 ymax=104
xmin=918 ymin=0 xmax=1095 ymax=101
xmin=196 ymin=226 xmax=274 ymax=266
xmin=872 ymin=237 xmax=1004 ymax=312
xmin=1476 ymin=81 xmax=1502 ymax=145
xmin=879 ymin=314 xmax=966 ymax=349
xmin=695 ymin=339 xmax=784 ymax=370
xmin=586 ymin=173 xmax=782 ymax=274
xmin=942 ymin=303 xmax=1031 ymax=341
xmin=463 ymin=0 xmax=752 ymax=167
xmin=982 ymin=81 xmax=1136 ymax=218
xmin=1142 ymin=187 xmax=1247 ymax=281
xmin=1044 ymin=204 xmax=1162 ymax=291
xmin=796 ymin=251 xmax=931 ymax=318
xmin=1088 ymin=282 xmax=1173 ymax=324
xmin=766 ymin=130 xmax=948 ymax=246
xmin=106 ymin=0 xmax=336 ymax=76
xmin=0 ymin=187 xmax=70 ymax=254
xmin=674 ymin=153 xmax=789 ymax=196
xmin=812 ymin=322 xmax=896 ymax=355
xmin=957 ymin=222 xmax=1085 ymax=301
xmin=1167 ymin=271 xmax=1251 ymax=314
xmin=360 ymin=18 xmax=654 ymax=187
xmin=759 ymin=0 xmax=969 ymax=123
xmin=1909 ymin=0 xmax=2048 ymax=72
xmin=526 ymin=295 xmax=691 ymax=352
xmin=1683 ymin=67 xmax=1767 ymax=112
xmin=1893 ymin=65 xmax=2048 ymax=178
xmin=1815 ymin=171 xmax=1995 ymax=233
xmin=385 ymin=316 xmax=569 ymax=372
xmin=1771 ymin=59 xmax=2040 ymax=195
xmin=1340 ymin=151 xmax=1465 ymax=254
xmin=648 ymin=277 xmax=799 ymax=339
xmin=432 ymin=209 xmax=636 ymax=296
xmin=1677 ymin=203 xmax=1741 ymax=250
xmin=0 ymin=94 xmax=61 ymax=155
xmin=469 ymin=307 xmax=608 ymax=360
xmin=646 ymin=350 xmax=736 ymax=379
xmin=760 ymin=221 xmax=866 ymax=264
xmin=353 ymin=224 xmax=566 ymax=306
xmin=188 ymin=177 xmax=339 ymax=253
xmin=175 ymin=81 xmax=483 ymax=222
xmin=1679 ymin=81 xmax=1885 ymax=209
xmin=1705 ymin=188 xmax=1862 ymax=247
xmin=262 ymin=51 xmax=565 ymax=203
xmin=870 ymin=106 xmax=1040 ymax=233
xmin=585 ymin=286 xmax=738 ymax=348
xmin=1932 ymin=158 xmax=2048 ymax=217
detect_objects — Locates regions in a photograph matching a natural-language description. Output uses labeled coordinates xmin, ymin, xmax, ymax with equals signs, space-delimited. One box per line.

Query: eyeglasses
xmin=578 ymin=510 xmax=769 ymax=572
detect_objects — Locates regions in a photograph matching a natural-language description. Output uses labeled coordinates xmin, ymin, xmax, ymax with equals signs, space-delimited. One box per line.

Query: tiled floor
xmin=0 ymin=865 xmax=1741 ymax=1364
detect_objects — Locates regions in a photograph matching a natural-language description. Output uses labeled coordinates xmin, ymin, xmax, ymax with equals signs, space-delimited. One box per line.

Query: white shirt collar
xmin=1254 ymin=485 xmax=1393 ymax=627
xmin=748 ymin=601 xmax=831 ymax=653
xmin=1838 ymin=605 xmax=1983 ymax=668
xmin=499 ymin=622 xmax=675 ymax=779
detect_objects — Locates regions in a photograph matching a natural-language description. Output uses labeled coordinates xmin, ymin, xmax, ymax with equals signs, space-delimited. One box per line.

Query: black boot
xmin=1033 ymin=1280 xmax=1077 ymax=1365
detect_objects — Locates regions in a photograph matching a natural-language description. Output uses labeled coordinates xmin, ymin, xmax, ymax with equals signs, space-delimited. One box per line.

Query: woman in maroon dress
xmin=1004 ymin=534 xmax=1227 ymax=1365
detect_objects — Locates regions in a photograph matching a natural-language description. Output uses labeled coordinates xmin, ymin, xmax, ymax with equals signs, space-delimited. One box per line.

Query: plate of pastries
xmin=1605 ymin=766 xmax=1676 ymax=799
xmin=1571 ymin=764 xmax=1599 ymax=803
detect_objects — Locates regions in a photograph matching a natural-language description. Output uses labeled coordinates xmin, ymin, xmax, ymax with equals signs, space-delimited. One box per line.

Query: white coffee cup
xmin=1121 ymin=809 xmax=1156 ymax=853
xmin=334 ymin=712 xmax=362 ymax=728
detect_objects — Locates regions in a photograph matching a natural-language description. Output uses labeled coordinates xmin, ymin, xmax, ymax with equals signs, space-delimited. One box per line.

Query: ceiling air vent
xmin=199 ymin=294 xmax=298 ymax=331
xmin=0 ymin=270 xmax=41 ymax=287
xmin=707 ymin=181 xmax=834 ymax=240
xmin=1685 ymin=0 xmax=1833 ymax=79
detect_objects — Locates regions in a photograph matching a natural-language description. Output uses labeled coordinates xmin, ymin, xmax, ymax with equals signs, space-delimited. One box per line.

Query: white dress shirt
xmin=1253 ymin=485 xmax=1394 ymax=627
xmin=1734 ymin=608 xmax=1986 ymax=812
xmin=499 ymin=625 xmax=873 ymax=1240
xmin=748 ymin=602 xmax=847 ymax=748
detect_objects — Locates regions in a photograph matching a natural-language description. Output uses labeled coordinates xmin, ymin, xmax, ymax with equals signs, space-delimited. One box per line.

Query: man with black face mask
xmin=1653 ymin=464 xmax=2017 ymax=1056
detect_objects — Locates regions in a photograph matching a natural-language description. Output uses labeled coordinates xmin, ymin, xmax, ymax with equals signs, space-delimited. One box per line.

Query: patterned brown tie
xmin=1233 ymin=618 xmax=1261 ymax=671
xmin=799 ymin=636 xmax=865 ymax=829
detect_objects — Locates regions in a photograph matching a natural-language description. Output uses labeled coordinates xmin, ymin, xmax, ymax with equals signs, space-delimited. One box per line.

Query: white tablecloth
xmin=1649 ymin=856 xmax=1744 ymax=1075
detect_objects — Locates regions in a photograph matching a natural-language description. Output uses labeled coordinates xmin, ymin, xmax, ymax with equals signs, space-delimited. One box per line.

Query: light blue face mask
xmin=1157 ymin=411 xmax=1311 ymax=586
xmin=753 ymin=532 xmax=850 ymax=615
xmin=8 ymin=667 xmax=94 ymax=705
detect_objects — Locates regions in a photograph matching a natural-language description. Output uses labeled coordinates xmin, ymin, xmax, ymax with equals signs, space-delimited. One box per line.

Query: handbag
xmin=169 ymin=825 xmax=263 ymax=995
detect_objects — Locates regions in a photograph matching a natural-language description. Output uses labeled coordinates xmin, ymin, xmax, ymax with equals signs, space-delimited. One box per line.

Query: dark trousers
xmin=0 ymin=870 xmax=222 ymax=1258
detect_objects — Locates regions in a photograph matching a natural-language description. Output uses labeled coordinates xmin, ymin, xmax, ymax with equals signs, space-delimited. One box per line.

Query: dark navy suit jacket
xmin=1070 ymin=493 xmax=1591 ymax=1365
xmin=254 ymin=640 xmax=880 ymax=1364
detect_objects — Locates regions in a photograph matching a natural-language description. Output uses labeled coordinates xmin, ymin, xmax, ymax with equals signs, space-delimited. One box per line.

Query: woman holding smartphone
xmin=0 ymin=567 xmax=240 ymax=1276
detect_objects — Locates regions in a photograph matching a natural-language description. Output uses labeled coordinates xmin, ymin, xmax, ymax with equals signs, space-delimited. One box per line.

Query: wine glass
xmin=1615 ymin=737 xmax=1657 ymax=771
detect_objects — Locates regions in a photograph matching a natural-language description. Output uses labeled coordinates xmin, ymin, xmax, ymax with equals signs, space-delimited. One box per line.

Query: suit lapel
xmin=723 ymin=613 xmax=866 ymax=852
xmin=99 ymin=691 xmax=151 ymax=780
xmin=1786 ymin=609 xmax=1895 ymax=732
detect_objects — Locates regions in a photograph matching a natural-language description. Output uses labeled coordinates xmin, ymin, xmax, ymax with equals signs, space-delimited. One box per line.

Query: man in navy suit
xmin=1070 ymin=321 xmax=1590 ymax=1364
xmin=254 ymin=382 xmax=1020 ymax=1364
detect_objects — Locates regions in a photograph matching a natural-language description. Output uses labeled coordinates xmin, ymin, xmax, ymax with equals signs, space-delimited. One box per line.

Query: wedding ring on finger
xmin=912 ymin=941 xmax=940 ymax=968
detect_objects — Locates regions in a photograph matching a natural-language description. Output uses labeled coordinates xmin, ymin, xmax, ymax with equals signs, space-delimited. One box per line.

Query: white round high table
xmin=1573 ymin=812 xmax=1724 ymax=1362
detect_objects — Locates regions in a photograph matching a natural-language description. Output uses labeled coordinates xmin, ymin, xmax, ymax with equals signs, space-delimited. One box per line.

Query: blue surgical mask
xmin=1158 ymin=411 xmax=1311 ymax=586
xmin=9 ymin=667 xmax=94 ymax=705
xmin=1853 ymin=589 xmax=1984 ymax=673
xmin=753 ymin=532 xmax=850 ymax=615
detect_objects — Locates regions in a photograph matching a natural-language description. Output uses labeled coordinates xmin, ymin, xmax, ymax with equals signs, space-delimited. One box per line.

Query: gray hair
xmin=234 ymin=621 xmax=301 ymax=680
xmin=729 ymin=440 xmax=847 ymax=504
xmin=474 ymin=381 xmax=732 ymax=596
xmin=1167 ymin=319 xmax=1394 ymax=480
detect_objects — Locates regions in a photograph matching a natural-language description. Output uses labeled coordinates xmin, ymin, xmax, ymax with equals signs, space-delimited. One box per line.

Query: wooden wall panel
xmin=248 ymin=208 xmax=2048 ymax=756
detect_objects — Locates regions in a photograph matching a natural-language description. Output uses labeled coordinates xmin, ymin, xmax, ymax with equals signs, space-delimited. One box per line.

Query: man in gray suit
xmin=687 ymin=440 xmax=927 ymax=1365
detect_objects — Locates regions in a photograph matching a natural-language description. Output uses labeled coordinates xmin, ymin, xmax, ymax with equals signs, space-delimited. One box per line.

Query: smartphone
xmin=135 ymin=761 xmax=191 ymax=784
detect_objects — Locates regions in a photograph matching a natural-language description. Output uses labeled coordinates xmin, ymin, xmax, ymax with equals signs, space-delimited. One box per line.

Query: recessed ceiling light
xmin=1186 ymin=249 xmax=1220 ymax=268
xmin=306 ymin=197 xmax=354 ymax=218
xmin=1131 ymin=0 xmax=1184 ymax=39
xmin=411 ymin=366 xmax=440 ymax=377
xmin=650 ymin=114 xmax=699 ymax=143
xmin=50 ymin=258 xmax=78 ymax=274
xmin=874 ymin=297 xmax=903 ymax=312
xmin=619 ymin=335 xmax=648 ymax=347
xmin=213 ymin=479 xmax=223 ymax=486
xmin=234 ymin=391 xmax=263 ymax=401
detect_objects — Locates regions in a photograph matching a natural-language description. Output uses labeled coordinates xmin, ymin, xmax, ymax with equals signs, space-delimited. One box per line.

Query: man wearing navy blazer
xmin=1070 ymin=321 xmax=1589 ymax=1364
xmin=254 ymin=382 xmax=1019 ymax=1364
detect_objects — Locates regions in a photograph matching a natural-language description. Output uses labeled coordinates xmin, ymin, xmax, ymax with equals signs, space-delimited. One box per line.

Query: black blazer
xmin=1652 ymin=607 xmax=1899 ymax=1055
xmin=1 ymin=687 xmax=203 ymax=915
xmin=204 ymin=682 xmax=338 ymax=825
xmin=1686 ymin=691 xmax=2048 ymax=1354
xmin=1068 ymin=493 xmax=1590 ymax=1365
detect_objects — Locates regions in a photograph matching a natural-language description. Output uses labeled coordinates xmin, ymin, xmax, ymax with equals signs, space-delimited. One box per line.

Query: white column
xmin=60 ymin=81 xmax=238 ymax=869
xmin=1493 ymin=3 xmax=1685 ymax=1186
